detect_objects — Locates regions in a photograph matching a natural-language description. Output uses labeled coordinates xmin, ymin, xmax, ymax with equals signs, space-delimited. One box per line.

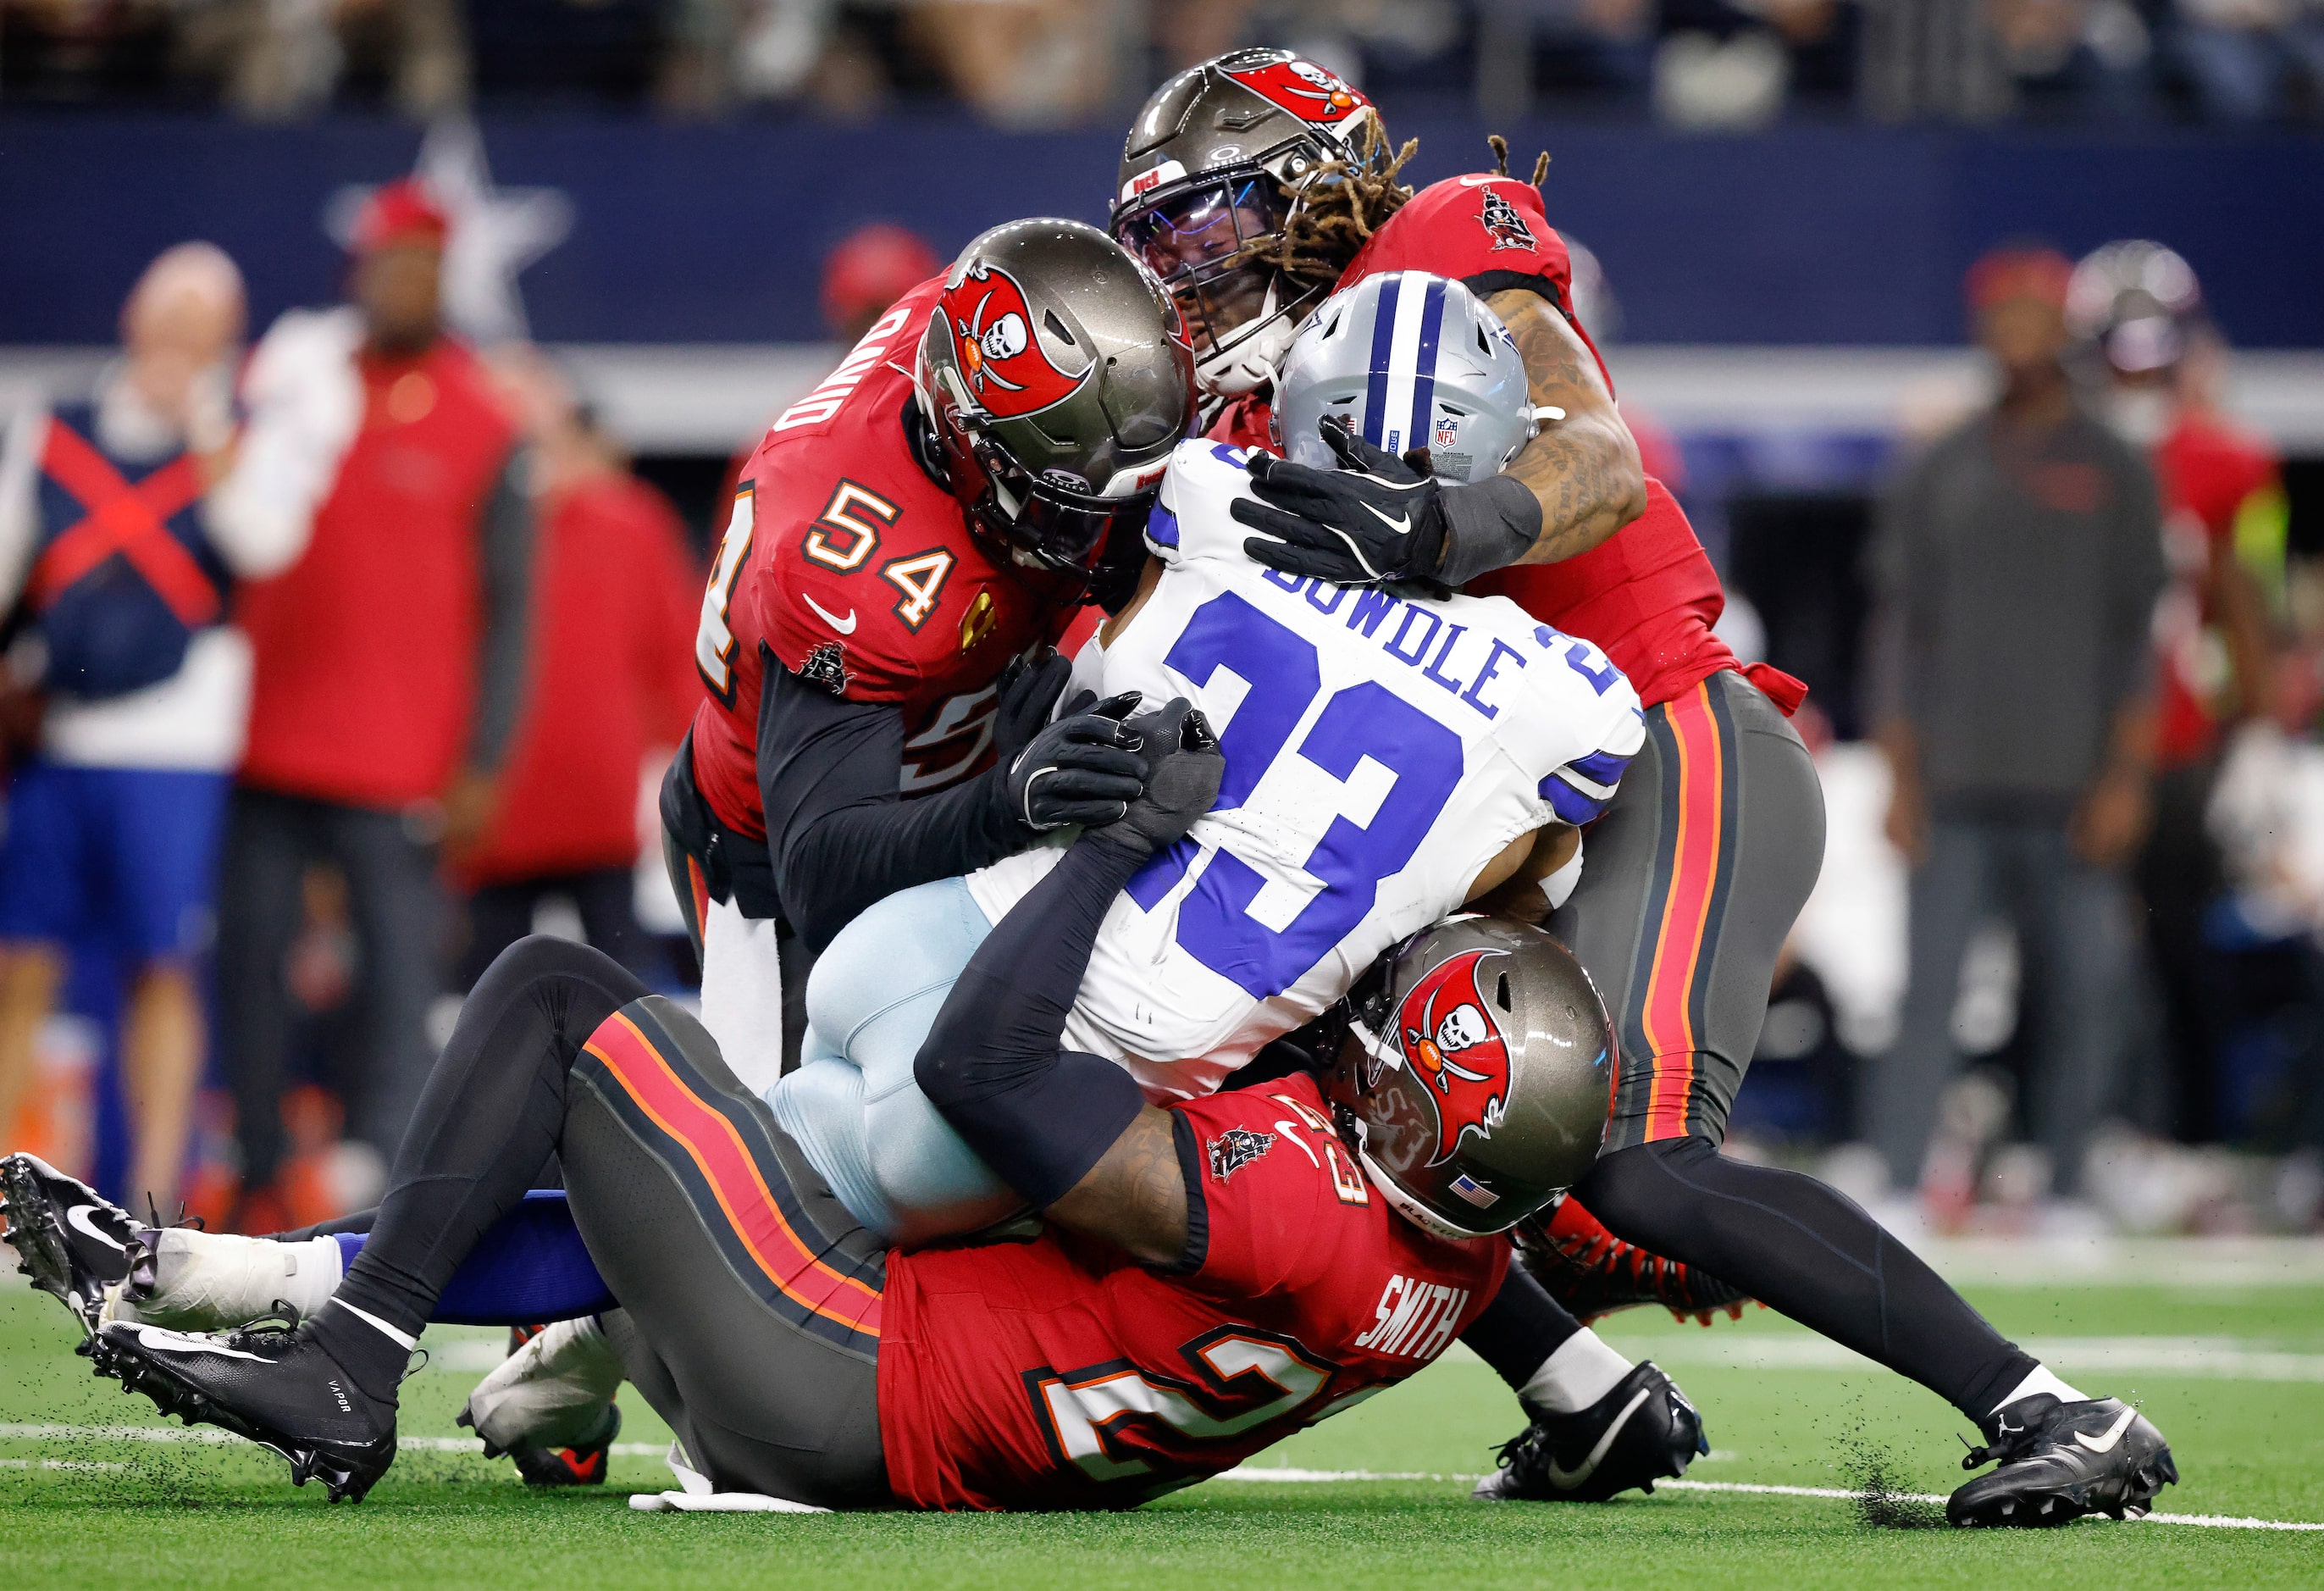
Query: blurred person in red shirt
xmin=822 ymin=224 xmax=940 ymax=346
xmin=2070 ymin=240 xmax=2288 ymax=1142
xmin=453 ymin=349 xmax=699 ymax=989
xmin=218 ymin=178 xmax=535 ymax=1227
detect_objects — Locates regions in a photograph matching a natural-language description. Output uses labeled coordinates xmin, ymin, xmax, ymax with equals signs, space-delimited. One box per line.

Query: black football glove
xmin=1089 ymin=697 xmax=1224 ymax=855
xmin=990 ymin=646 xmax=1072 ymax=765
xmin=1232 ymin=415 xmax=1546 ymax=589
xmin=1231 ymin=416 xmax=1449 ymax=586
xmin=1006 ymin=690 xmax=1148 ymax=834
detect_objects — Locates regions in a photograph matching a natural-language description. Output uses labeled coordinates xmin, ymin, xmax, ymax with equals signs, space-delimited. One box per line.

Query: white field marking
xmin=1219 ymin=1467 xmax=2324 ymax=1532
xmin=0 ymin=1423 xmax=661 ymax=1457
xmin=1600 ymin=1334 xmax=2324 ymax=1383
xmin=0 ymin=1458 xmax=126 ymax=1472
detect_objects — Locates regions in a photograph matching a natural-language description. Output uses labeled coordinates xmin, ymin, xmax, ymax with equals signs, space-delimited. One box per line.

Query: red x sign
xmin=27 ymin=419 xmax=220 ymax=628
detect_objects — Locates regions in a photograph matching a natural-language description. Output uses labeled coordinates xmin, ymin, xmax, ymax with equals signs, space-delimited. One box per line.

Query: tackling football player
xmin=1106 ymin=49 xmax=2177 ymax=1527
xmin=661 ymin=216 xmax=1195 ymax=1094
xmin=19 ymin=709 xmax=1664 ymax=1514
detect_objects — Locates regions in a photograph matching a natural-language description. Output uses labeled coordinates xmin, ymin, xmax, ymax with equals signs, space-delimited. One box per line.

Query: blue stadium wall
xmin=4 ymin=115 xmax=2319 ymax=347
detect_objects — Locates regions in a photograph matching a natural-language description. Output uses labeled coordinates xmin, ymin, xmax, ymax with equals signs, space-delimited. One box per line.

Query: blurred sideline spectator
xmin=217 ymin=177 xmax=533 ymax=1230
xmin=175 ymin=0 xmax=470 ymax=119
xmin=1863 ymin=245 xmax=2166 ymax=1206
xmin=9 ymin=0 xmax=2324 ymax=124
xmin=2070 ymin=239 xmax=2288 ymax=1141
xmin=822 ymin=223 xmax=943 ymax=344
xmin=452 ymin=348 xmax=699 ymax=990
xmin=0 ymin=243 xmax=299 ymax=1209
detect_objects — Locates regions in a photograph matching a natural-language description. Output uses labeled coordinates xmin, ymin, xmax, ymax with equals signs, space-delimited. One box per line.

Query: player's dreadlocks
xmin=1246 ymin=130 xmax=1554 ymax=292
xmin=1244 ymin=119 xmax=1418 ymax=291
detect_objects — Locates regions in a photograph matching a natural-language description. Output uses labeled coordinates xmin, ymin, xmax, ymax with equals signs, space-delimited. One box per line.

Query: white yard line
xmin=1220 ymin=1466 xmax=2324 ymax=1531
xmin=1601 ymin=1334 xmax=2324 ymax=1382
xmin=4 ymin=1421 xmax=2320 ymax=1533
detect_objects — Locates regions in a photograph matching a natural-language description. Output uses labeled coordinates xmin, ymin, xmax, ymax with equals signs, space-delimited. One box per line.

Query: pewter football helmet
xmin=1112 ymin=48 xmax=1381 ymax=397
xmin=1325 ymin=917 xmax=1614 ymax=1240
xmin=1272 ymin=271 xmax=1536 ymax=484
xmin=918 ymin=219 xmax=1196 ymax=581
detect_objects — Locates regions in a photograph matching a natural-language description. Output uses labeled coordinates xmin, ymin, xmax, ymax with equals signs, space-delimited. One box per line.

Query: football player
xmin=1107 ymin=49 xmax=2178 ymax=1528
xmin=25 ymin=719 xmax=1682 ymax=1513
xmin=661 ymin=216 xmax=1195 ymax=1096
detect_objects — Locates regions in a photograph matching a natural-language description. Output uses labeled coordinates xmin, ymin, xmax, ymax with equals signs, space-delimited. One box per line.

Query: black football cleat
xmin=1473 ymin=1361 xmax=1708 ymax=1504
xmin=1514 ymin=1197 xmax=1751 ymax=1327
xmin=2 ymin=1152 xmax=141 ymax=1339
xmin=91 ymin=1317 xmax=398 ymax=1503
xmin=1947 ymin=1394 xmax=2177 ymax=1527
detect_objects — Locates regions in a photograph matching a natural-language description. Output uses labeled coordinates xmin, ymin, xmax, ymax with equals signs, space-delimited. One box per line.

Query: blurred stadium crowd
xmin=0 ymin=33 xmax=2319 ymax=1252
xmin=8 ymin=0 xmax=2324 ymax=126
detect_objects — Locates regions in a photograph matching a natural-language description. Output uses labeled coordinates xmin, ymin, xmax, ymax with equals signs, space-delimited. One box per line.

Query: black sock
xmin=1460 ymin=1263 xmax=1582 ymax=1390
xmin=305 ymin=1299 xmax=418 ymax=1405
xmin=317 ymin=936 xmax=647 ymax=1391
xmin=1576 ymin=1138 xmax=2036 ymax=1423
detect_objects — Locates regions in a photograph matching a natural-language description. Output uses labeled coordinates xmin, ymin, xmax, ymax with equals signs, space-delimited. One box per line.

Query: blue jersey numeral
xmin=1128 ymin=595 xmax=1463 ymax=1000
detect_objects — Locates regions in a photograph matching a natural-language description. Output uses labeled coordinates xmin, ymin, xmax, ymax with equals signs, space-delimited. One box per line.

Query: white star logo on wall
xmin=325 ymin=119 xmax=573 ymax=346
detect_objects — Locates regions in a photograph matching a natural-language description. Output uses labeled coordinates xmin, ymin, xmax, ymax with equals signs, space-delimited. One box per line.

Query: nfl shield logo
xmin=1435 ymin=415 xmax=1460 ymax=449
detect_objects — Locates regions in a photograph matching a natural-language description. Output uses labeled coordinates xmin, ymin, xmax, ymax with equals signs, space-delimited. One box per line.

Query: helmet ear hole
xmin=1497 ymin=972 xmax=1512 ymax=1012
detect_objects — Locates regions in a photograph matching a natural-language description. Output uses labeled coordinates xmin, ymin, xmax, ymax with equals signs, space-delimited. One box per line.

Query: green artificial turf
xmin=3 ymin=1274 xmax=2321 ymax=1588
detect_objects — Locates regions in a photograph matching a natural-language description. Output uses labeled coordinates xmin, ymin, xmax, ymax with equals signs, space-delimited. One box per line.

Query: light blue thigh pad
xmin=767 ymin=877 xmax=1016 ymax=1246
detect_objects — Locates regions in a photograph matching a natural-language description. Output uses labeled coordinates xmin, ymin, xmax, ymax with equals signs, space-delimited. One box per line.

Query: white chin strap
xmin=1198 ymin=310 xmax=1299 ymax=400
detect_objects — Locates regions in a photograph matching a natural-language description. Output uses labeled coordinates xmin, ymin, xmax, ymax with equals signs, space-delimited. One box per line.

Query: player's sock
xmin=1990 ymin=1364 xmax=2087 ymax=1416
xmin=306 ymin=1297 xmax=422 ymax=1402
xmin=1576 ymin=1137 xmax=2038 ymax=1423
xmin=1460 ymin=1261 xmax=1584 ymax=1389
xmin=314 ymin=938 xmax=649 ymax=1391
xmin=1520 ymin=1328 xmax=1635 ymax=1416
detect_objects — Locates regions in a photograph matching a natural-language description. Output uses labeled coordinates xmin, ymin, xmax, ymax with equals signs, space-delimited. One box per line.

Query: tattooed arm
xmin=1485 ymin=289 xmax=1646 ymax=566
xmin=1046 ymin=1107 xmax=1192 ymax=1267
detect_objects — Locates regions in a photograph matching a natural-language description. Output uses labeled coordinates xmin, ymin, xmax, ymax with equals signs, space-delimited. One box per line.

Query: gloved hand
xmin=1231 ymin=416 xmax=1449 ymax=585
xmin=1089 ymin=696 xmax=1224 ymax=855
xmin=1006 ymin=689 xmax=1148 ymax=833
xmin=990 ymin=647 xmax=1072 ymax=765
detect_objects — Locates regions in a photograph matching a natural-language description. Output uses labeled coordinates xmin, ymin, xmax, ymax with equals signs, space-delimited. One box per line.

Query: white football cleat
xmin=457 ymin=1312 xmax=627 ymax=1456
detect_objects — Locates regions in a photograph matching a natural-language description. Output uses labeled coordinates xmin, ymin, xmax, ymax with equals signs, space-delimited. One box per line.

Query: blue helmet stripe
xmin=1363 ymin=274 xmax=1401 ymax=448
xmin=1408 ymin=276 xmax=1447 ymax=456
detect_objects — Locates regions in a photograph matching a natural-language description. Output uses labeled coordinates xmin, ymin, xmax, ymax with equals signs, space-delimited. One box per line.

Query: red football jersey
xmin=2151 ymin=409 xmax=2283 ymax=768
xmin=876 ymin=1072 xmax=1508 ymax=1511
xmin=687 ymin=279 xmax=1083 ymax=840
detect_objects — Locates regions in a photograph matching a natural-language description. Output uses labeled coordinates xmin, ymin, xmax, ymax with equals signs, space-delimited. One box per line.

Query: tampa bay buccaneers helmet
xmin=1324 ymin=917 xmax=1615 ymax=1241
xmin=1112 ymin=48 xmax=1382 ymax=397
xmin=918 ymin=219 xmax=1196 ymax=585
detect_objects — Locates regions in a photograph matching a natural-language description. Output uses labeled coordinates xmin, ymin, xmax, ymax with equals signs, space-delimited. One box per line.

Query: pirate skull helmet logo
xmin=1396 ymin=948 xmax=1513 ymax=1166
xmin=942 ymin=263 xmax=1093 ymax=419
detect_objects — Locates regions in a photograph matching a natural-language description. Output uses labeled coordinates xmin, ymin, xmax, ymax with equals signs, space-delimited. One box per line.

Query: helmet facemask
xmin=1115 ymin=163 xmax=1326 ymax=397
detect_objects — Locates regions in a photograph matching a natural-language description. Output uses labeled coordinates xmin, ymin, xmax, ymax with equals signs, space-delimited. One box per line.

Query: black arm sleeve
xmin=913 ymin=830 xmax=1150 ymax=1209
xmin=757 ymin=646 xmax=1024 ymax=951
xmin=1461 ymin=1261 xmax=1583 ymax=1393
xmin=465 ymin=446 xmax=536 ymax=774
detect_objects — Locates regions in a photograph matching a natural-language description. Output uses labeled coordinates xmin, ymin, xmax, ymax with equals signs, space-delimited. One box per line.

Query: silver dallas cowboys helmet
xmin=1324 ymin=916 xmax=1614 ymax=1240
xmin=918 ymin=219 xmax=1196 ymax=583
xmin=1272 ymin=271 xmax=1536 ymax=484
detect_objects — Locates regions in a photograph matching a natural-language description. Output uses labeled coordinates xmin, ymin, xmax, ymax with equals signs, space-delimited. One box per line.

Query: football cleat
xmin=91 ymin=1317 xmax=397 ymax=1503
xmin=458 ymin=1322 xmax=625 ymax=1487
xmin=1947 ymin=1394 xmax=2177 ymax=1527
xmin=1 ymin=1152 xmax=141 ymax=1339
xmin=508 ymin=1400 xmax=621 ymax=1488
xmin=1473 ymin=1361 xmax=1708 ymax=1504
xmin=1515 ymin=1196 xmax=1751 ymax=1326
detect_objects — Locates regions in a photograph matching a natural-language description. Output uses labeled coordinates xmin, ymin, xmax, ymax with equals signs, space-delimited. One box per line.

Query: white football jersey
xmin=966 ymin=439 xmax=1644 ymax=1100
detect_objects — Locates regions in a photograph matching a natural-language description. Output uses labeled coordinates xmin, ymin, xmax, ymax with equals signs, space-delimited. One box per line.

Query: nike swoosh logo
xmin=2073 ymin=1408 xmax=2138 ymax=1455
xmin=1360 ymin=502 xmax=1412 ymax=535
xmin=1457 ymin=175 xmax=1510 ymax=187
xmin=66 ymin=1205 xmax=125 ymax=1253
xmin=1544 ymin=1387 xmax=1652 ymax=1490
xmin=129 ymin=1327 xmax=268 ymax=1361
xmin=800 ymin=593 xmax=857 ymax=635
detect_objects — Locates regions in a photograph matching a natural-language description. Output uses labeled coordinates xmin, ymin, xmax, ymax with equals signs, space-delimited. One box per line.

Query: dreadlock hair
xmin=1244 ymin=119 xmax=1419 ymax=292
xmin=1486 ymin=133 xmax=1552 ymax=188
